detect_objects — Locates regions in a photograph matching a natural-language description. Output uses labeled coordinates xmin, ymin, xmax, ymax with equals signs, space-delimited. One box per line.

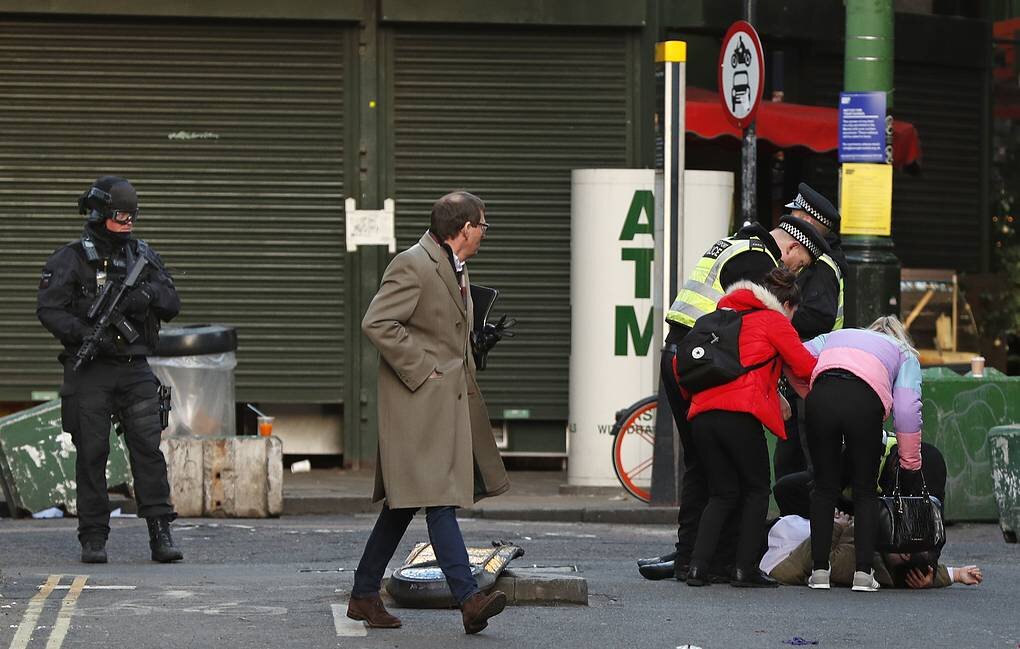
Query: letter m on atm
xmin=615 ymin=306 xmax=653 ymax=356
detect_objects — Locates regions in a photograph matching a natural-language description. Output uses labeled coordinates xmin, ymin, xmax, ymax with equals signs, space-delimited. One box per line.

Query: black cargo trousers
xmin=60 ymin=356 xmax=174 ymax=542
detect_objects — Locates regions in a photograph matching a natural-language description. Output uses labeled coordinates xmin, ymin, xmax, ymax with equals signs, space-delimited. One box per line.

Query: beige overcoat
xmin=362 ymin=232 xmax=510 ymax=509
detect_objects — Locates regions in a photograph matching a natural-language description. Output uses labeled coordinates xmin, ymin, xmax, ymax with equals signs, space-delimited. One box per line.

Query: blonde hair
xmin=867 ymin=315 xmax=919 ymax=357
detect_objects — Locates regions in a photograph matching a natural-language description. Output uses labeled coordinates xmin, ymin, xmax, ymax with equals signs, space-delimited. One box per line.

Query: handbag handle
xmin=891 ymin=462 xmax=930 ymax=499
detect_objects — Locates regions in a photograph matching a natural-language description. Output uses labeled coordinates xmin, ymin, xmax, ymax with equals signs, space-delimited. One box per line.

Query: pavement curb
xmin=497 ymin=568 xmax=588 ymax=605
xmin=461 ymin=506 xmax=676 ymax=525
xmin=281 ymin=495 xmax=673 ymax=524
xmin=281 ymin=495 xmax=672 ymax=524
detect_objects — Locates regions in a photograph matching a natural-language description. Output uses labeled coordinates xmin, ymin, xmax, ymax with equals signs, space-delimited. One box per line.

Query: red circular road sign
xmin=718 ymin=20 xmax=765 ymax=130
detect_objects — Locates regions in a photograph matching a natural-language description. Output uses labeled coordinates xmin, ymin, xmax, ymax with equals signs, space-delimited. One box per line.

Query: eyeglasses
xmin=474 ymin=221 xmax=489 ymax=232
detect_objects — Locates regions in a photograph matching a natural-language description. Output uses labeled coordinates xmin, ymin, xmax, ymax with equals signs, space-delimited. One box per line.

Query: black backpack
xmin=674 ymin=308 xmax=776 ymax=393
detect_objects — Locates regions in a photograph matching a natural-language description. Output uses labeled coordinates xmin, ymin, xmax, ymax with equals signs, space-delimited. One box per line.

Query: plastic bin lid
xmin=153 ymin=324 xmax=237 ymax=357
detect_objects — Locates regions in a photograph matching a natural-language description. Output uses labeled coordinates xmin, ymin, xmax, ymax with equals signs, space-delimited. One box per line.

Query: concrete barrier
xmin=161 ymin=435 xmax=282 ymax=517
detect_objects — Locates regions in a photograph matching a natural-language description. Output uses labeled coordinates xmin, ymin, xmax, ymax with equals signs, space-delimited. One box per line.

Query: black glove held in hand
xmin=471 ymin=314 xmax=516 ymax=371
xmin=120 ymin=282 xmax=154 ymax=315
xmin=94 ymin=329 xmax=120 ymax=356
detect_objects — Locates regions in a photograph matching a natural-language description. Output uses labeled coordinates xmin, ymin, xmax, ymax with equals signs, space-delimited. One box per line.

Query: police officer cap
xmin=778 ymin=215 xmax=831 ymax=262
xmin=784 ymin=182 xmax=840 ymax=232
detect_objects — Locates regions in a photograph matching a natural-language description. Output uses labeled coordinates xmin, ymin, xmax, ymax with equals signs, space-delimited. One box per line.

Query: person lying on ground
xmin=762 ymin=512 xmax=982 ymax=589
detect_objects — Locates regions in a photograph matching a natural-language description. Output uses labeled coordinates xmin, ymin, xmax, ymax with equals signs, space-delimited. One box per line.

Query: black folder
xmin=469 ymin=284 xmax=498 ymax=334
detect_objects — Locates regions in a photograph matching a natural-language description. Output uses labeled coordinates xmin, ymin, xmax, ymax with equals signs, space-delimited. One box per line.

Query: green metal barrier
xmin=0 ymin=400 xmax=132 ymax=517
xmin=919 ymin=367 xmax=1020 ymax=522
xmin=988 ymin=424 xmax=1020 ymax=543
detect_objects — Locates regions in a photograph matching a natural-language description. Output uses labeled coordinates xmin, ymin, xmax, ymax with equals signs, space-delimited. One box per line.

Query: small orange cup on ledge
xmin=257 ymin=415 xmax=275 ymax=437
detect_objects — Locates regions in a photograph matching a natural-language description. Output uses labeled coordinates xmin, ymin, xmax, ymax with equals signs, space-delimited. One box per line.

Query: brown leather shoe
xmin=461 ymin=590 xmax=507 ymax=634
xmin=346 ymin=594 xmax=401 ymax=628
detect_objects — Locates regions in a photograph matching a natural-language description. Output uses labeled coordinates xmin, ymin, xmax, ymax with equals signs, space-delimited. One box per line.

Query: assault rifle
xmin=71 ymin=255 xmax=149 ymax=372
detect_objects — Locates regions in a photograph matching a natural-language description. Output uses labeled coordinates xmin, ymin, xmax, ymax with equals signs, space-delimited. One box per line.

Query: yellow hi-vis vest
xmin=666 ymin=237 xmax=780 ymax=328
xmin=818 ymin=252 xmax=845 ymax=331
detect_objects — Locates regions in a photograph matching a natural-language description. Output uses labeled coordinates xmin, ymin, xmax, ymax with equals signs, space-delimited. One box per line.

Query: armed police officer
xmin=638 ymin=216 xmax=830 ymax=582
xmin=774 ymin=183 xmax=848 ymax=480
xmin=37 ymin=176 xmax=183 ymax=564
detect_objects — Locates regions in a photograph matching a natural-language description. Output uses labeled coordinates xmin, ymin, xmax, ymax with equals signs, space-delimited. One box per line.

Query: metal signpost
xmin=718 ymin=20 xmax=764 ymax=224
xmin=650 ymin=41 xmax=686 ymax=506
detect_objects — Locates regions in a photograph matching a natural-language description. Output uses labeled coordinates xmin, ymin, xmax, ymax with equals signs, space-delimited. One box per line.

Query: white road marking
xmin=331 ymin=603 xmax=367 ymax=637
xmin=45 ymin=575 xmax=87 ymax=649
xmin=9 ymin=574 xmax=60 ymax=649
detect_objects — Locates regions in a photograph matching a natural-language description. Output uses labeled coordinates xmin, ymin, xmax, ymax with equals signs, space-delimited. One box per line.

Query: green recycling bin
xmin=919 ymin=367 xmax=1020 ymax=521
xmin=0 ymin=400 xmax=132 ymax=517
xmin=988 ymin=425 xmax=1020 ymax=543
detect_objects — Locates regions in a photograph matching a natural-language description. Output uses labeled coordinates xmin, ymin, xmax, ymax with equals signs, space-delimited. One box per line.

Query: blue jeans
xmin=351 ymin=504 xmax=478 ymax=605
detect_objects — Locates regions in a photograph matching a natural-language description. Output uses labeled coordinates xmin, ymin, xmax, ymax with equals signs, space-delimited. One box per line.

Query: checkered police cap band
xmin=778 ymin=220 xmax=823 ymax=259
xmin=790 ymin=193 xmax=834 ymax=229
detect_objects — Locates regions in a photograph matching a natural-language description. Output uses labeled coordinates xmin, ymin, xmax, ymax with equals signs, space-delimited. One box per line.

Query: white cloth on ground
xmin=760 ymin=514 xmax=810 ymax=574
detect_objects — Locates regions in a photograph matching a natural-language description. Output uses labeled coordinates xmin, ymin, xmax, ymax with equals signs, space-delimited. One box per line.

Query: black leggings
xmin=690 ymin=410 xmax=771 ymax=573
xmin=806 ymin=373 xmax=885 ymax=573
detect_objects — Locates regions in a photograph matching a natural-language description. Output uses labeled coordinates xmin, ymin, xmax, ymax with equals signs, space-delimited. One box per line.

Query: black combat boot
xmin=146 ymin=515 xmax=183 ymax=563
xmin=80 ymin=538 xmax=108 ymax=564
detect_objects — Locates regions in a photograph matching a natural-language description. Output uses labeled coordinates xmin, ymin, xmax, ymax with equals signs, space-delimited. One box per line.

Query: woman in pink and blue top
xmin=800 ymin=316 xmax=923 ymax=592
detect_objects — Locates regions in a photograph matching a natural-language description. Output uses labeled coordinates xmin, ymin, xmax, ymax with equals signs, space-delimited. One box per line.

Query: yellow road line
xmin=45 ymin=575 xmax=88 ymax=649
xmin=8 ymin=574 xmax=61 ymax=649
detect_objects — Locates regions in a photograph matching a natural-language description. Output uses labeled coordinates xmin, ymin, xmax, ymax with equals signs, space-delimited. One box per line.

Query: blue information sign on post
xmin=838 ymin=92 xmax=887 ymax=163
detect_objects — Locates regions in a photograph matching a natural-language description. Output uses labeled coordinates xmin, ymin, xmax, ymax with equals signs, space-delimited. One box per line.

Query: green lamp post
xmin=842 ymin=0 xmax=901 ymax=328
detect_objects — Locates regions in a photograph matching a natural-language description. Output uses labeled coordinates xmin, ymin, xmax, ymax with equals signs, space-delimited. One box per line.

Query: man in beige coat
xmin=346 ymin=191 xmax=510 ymax=635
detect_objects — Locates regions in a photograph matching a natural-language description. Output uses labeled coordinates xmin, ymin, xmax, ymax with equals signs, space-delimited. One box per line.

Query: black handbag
xmin=876 ymin=464 xmax=946 ymax=553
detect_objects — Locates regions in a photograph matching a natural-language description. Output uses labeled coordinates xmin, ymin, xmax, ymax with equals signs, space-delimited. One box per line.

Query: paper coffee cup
xmin=290 ymin=459 xmax=312 ymax=473
xmin=971 ymin=356 xmax=985 ymax=377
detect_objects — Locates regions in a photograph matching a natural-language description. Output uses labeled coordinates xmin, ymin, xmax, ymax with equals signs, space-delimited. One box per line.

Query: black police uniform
xmin=791 ymin=233 xmax=847 ymax=340
xmin=37 ymin=204 xmax=180 ymax=553
xmin=776 ymin=183 xmax=847 ymax=480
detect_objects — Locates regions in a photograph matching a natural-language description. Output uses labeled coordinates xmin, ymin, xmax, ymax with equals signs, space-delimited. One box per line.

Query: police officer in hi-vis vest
xmin=774 ymin=183 xmax=848 ymax=480
xmin=638 ymin=215 xmax=830 ymax=582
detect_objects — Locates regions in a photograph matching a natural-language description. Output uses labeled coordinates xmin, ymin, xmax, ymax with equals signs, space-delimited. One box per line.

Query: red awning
xmin=685 ymin=87 xmax=922 ymax=168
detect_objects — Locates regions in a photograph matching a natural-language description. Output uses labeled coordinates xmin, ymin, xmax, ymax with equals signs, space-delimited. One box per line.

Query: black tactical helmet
xmin=78 ymin=176 xmax=138 ymax=223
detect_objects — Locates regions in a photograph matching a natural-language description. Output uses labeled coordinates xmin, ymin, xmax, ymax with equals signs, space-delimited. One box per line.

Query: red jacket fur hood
xmin=685 ymin=281 xmax=818 ymax=438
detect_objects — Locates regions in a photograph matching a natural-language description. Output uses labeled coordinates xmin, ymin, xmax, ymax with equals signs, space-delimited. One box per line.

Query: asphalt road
xmin=1 ymin=515 xmax=1017 ymax=649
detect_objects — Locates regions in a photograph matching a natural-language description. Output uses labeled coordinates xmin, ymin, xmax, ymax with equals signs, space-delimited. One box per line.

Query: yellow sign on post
xmin=839 ymin=163 xmax=893 ymax=236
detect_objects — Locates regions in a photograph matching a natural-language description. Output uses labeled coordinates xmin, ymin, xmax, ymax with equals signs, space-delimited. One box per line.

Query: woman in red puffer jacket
xmin=685 ymin=267 xmax=817 ymax=589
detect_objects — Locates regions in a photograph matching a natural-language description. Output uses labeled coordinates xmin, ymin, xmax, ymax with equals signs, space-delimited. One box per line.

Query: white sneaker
xmin=851 ymin=570 xmax=880 ymax=592
xmin=807 ymin=567 xmax=830 ymax=590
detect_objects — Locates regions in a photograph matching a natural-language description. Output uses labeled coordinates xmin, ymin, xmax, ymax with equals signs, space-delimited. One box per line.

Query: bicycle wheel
xmin=610 ymin=395 xmax=657 ymax=503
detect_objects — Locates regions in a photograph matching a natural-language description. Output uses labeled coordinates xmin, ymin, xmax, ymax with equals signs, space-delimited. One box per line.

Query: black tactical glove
xmin=120 ymin=282 xmax=154 ymax=315
xmin=80 ymin=328 xmax=119 ymax=359
xmin=471 ymin=314 xmax=516 ymax=371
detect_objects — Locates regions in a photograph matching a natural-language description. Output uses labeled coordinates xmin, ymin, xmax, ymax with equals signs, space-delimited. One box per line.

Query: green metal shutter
xmin=0 ymin=18 xmax=348 ymax=403
xmin=390 ymin=26 xmax=635 ymax=420
xmin=802 ymin=50 xmax=985 ymax=271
